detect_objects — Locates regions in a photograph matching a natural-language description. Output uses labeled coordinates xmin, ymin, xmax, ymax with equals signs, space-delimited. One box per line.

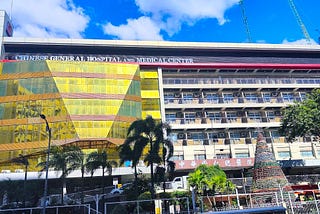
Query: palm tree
xmin=12 ymin=154 xmax=29 ymax=207
xmin=118 ymin=143 xmax=139 ymax=182
xmin=76 ymin=149 xmax=86 ymax=204
xmin=120 ymin=115 xmax=172 ymax=199
xmin=161 ymin=134 xmax=175 ymax=192
xmin=86 ymin=149 xmax=117 ymax=194
xmin=37 ymin=145 xmax=82 ymax=205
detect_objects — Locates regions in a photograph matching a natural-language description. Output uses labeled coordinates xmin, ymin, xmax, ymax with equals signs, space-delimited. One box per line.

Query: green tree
xmin=86 ymin=149 xmax=117 ymax=194
xmin=118 ymin=143 xmax=139 ymax=182
xmin=12 ymin=154 xmax=29 ymax=206
xmin=188 ymin=164 xmax=234 ymax=195
xmin=37 ymin=145 xmax=82 ymax=204
xmin=154 ymin=136 xmax=175 ymax=192
xmin=119 ymin=115 xmax=173 ymax=199
xmin=76 ymin=149 xmax=86 ymax=204
xmin=280 ymin=89 xmax=320 ymax=142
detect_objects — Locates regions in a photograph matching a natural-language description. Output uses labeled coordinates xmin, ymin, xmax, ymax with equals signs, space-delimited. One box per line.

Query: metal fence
xmin=0 ymin=204 xmax=92 ymax=214
xmin=105 ymin=197 xmax=190 ymax=214
xmin=199 ymin=190 xmax=320 ymax=214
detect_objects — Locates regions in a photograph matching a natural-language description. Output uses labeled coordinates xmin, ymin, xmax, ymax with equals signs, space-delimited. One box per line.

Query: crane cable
xmin=239 ymin=0 xmax=252 ymax=43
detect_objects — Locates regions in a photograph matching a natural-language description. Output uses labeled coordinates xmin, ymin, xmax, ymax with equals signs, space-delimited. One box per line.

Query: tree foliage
xmin=118 ymin=115 xmax=174 ymax=198
xmin=280 ymin=89 xmax=320 ymax=142
xmin=188 ymin=164 xmax=235 ymax=195
xmin=37 ymin=145 xmax=82 ymax=204
xmin=85 ymin=149 xmax=117 ymax=194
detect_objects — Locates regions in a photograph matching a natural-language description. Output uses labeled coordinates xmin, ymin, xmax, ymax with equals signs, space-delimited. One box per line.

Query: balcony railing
xmin=166 ymin=117 xmax=282 ymax=125
xmin=164 ymin=96 xmax=303 ymax=105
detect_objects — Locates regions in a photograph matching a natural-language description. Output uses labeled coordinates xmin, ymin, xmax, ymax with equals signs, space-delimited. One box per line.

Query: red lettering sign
xmin=174 ymin=158 xmax=254 ymax=170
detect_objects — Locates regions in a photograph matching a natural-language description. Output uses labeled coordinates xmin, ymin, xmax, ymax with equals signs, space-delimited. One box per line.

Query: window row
xmin=164 ymin=91 xmax=307 ymax=104
xmin=165 ymin=110 xmax=282 ymax=124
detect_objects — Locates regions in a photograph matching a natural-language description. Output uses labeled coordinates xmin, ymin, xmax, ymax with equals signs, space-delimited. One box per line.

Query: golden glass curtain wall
xmin=0 ymin=60 xmax=161 ymax=170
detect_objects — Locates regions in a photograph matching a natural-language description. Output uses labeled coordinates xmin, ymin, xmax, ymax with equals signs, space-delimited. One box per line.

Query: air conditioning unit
xmin=187 ymin=133 xmax=192 ymax=138
xmin=234 ymin=92 xmax=241 ymax=97
xmin=240 ymin=131 xmax=247 ymax=138
xmin=196 ymin=112 xmax=203 ymax=118
xmin=193 ymin=92 xmax=200 ymax=98
xmin=275 ymin=111 xmax=281 ymax=116
xmin=176 ymin=112 xmax=183 ymax=118
xmin=178 ymin=133 xmax=185 ymax=139
xmin=174 ymin=93 xmax=181 ymax=98
xmin=237 ymin=111 xmax=243 ymax=117
xmin=218 ymin=132 xmax=225 ymax=138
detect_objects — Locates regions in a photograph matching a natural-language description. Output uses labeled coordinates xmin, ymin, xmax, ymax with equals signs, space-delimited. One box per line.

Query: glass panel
xmin=194 ymin=154 xmax=206 ymax=160
xmin=278 ymin=151 xmax=290 ymax=158
xmin=235 ymin=153 xmax=249 ymax=158
xmin=301 ymin=151 xmax=313 ymax=157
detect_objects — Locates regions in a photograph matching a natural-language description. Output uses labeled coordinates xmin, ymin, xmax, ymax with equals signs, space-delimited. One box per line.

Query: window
xmin=182 ymin=93 xmax=193 ymax=103
xmin=271 ymin=131 xmax=280 ymax=138
xmin=230 ymin=132 xmax=241 ymax=139
xmin=301 ymin=150 xmax=313 ymax=158
xmin=164 ymin=93 xmax=174 ymax=103
xmin=185 ymin=112 xmax=196 ymax=123
xmin=266 ymin=111 xmax=275 ymax=120
xmin=207 ymin=112 xmax=221 ymax=122
xmin=244 ymin=92 xmax=258 ymax=102
xmin=216 ymin=154 xmax=230 ymax=159
xmin=208 ymin=133 xmax=219 ymax=142
xmin=300 ymin=92 xmax=307 ymax=101
xmin=223 ymin=93 xmax=234 ymax=103
xmin=278 ymin=151 xmax=290 ymax=158
xmin=235 ymin=153 xmax=249 ymax=158
xmin=206 ymin=93 xmax=219 ymax=103
xmin=168 ymin=133 xmax=178 ymax=142
xmin=171 ymin=154 xmax=184 ymax=161
xmin=226 ymin=112 xmax=237 ymax=122
xmin=248 ymin=111 xmax=261 ymax=120
xmin=282 ymin=92 xmax=294 ymax=102
xmin=191 ymin=132 xmax=205 ymax=140
xmin=165 ymin=113 xmax=176 ymax=123
xmin=263 ymin=92 xmax=271 ymax=102
xmin=194 ymin=154 xmax=206 ymax=160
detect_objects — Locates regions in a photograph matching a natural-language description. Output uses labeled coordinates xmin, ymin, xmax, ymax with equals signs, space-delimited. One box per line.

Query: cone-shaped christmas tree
xmin=252 ymin=133 xmax=292 ymax=193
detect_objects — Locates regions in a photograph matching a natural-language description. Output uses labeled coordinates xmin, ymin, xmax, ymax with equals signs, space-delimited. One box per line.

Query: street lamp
xmin=40 ymin=114 xmax=51 ymax=214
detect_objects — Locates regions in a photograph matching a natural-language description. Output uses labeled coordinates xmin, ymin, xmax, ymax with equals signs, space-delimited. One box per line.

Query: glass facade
xmin=0 ymin=61 xmax=161 ymax=170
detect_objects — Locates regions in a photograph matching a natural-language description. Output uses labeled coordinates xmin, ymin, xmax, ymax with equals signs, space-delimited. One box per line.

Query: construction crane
xmin=239 ymin=0 xmax=252 ymax=43
xmin=287 ymin=0 xmax=312 ymax=43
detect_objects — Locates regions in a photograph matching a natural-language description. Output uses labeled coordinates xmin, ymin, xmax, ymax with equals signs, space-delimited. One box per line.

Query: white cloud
xmin=102 ymin=0 xmax=238 ymax=40
xmin=102 ymin=16 xmax=163 ymax=41
xmin=1 ymin=0 xmax=89 ymax=38
xmin=135 ymin=0 xmax=239 ymax=35
xmin=282 ymin=38 xmax=318 ymax=45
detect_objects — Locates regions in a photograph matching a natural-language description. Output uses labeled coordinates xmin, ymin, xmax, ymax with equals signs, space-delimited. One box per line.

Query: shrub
xmin=110 ymin=204 xmax=128 ymax=214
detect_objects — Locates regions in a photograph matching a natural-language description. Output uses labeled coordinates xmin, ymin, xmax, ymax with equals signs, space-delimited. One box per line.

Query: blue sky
xmin=1 ymin=0 xmax=319 ymax=44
